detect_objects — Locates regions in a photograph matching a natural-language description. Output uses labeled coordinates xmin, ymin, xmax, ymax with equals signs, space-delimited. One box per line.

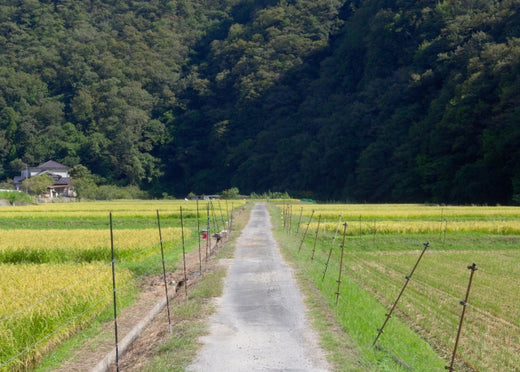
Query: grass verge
xmin=268 ymin=203 xmax=448 ymax=371
xmin=116 ymin=202 xmax=253 ymax=371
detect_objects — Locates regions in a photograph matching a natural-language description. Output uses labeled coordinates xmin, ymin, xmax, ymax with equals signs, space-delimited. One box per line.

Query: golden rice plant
xmin=0 ymin=228 xmax=186 ymax=263
xmin=0 ymin=262 xmax=133 ymax=371
xmin=287 ymin=203 xmax=520 ymax=221
xmin=0 ymin=199 xmax=245 ymax=219
xmin=313 ymin=220 xmax=520 ymax=235
xmin=287 ymin=203 xmax=520 ymax=236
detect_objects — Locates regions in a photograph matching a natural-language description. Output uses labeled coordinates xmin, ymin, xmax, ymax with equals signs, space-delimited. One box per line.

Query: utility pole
xmin=25 ymin=164 xmax=29 ymax=193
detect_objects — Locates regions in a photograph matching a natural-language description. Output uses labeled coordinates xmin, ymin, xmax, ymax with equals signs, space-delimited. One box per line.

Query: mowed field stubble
xmin=276 ymin=203 xmax=520 ymax=372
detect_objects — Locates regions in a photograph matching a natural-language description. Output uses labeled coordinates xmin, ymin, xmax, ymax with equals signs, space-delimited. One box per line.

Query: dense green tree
xmin=22 ymin=174 xmax=53 ymax=196
xmin=1 ymin=0 xmax=520 ymax=203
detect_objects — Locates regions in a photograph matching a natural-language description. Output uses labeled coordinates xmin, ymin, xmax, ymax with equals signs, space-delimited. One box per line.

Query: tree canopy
xmin=1 ymin=0 xmax=519 ymax=204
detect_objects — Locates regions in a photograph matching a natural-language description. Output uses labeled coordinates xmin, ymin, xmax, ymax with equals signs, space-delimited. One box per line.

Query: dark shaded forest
xmin=1 ymin=0 xmax=519 ymax=203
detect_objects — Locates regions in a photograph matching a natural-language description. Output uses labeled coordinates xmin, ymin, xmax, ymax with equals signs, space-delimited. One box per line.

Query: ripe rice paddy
xmin=0 ymin=263 xmax=133 ymax=371
xmin=0 ymin=199 xmax=240 ymax=371
xmin=0 ymin=228 xmax=184 ymax=263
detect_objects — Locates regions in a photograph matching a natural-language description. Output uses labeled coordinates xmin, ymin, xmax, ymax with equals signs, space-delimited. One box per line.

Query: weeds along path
xmin=188 ymin=202 xmax=330 ymax=371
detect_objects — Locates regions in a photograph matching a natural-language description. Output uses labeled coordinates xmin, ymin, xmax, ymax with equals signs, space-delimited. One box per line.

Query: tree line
xmin=1 ymin=0 xmax=519 ymax=204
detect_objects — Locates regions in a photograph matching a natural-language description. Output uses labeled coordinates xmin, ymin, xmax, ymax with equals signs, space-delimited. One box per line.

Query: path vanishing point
xmin=188 ymin=202 xmax=330 ymax=371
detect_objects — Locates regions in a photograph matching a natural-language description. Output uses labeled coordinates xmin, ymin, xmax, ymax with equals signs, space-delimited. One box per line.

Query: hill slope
xmin=1 ymin=0 xmax=519 ymax=203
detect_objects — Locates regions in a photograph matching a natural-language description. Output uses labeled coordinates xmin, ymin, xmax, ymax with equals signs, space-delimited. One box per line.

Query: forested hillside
xmin=1 ymin=0 xmax=519 ymax=204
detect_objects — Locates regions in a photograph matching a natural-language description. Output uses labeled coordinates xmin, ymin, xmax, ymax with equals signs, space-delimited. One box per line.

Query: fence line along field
xmin=315 ymin=219 xmax=520 ymax=235
xmin=0 ymin=199 xmax=235 ymax=371
xmin=292 ymin=203 xmax=520 ymax=220
xmin=278 ymin=202 xmax=520 ymax=372
xmin=0 ymin=199 xmax=241 ymax=230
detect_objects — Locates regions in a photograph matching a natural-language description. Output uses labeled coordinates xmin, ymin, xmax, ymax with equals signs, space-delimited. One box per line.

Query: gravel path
xmin=188 ymin=202 xmax=330 ymax=371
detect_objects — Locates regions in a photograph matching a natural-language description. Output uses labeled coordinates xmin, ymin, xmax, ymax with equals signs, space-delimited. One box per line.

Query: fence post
xmin=282 ymin=203 xmax=287 ymax=231
xmin=225 ymin=200 xmax=230 ymax=232
xmin=109 ymin=212 xmax=120 ymax=372
xmin=287 ymin=204 xmax=292 ymax=232
xmin=206 ymin=203 xmax=210 ymax=261
xmin=196 ymin=199 xmax=202 ymax=273
xmin=180 ymin=206 xmax=188 ymax=301
xmin=335 ymin=223 xmax=348 ymax=305
xmin=156 ymin=210 xmax=172 ymax=333
xmin=296 ymin=207 xmax=303 ymax=234
xmin=230 ymin=202 xmax=234 ymax=233
xmin=298 ymin=210 xmax=315 ymax=253
xmin=373 ymin=242 xmax=430 ymax=347
xmin=218 ymin=200 xmax=225 ymax=230
xmin=210 ymin=201 xmax=219 ymax=233
xmin=323 ymin=213 xmax=343 ymax=281
xmin=311 ymin=215 xmax=322 ymax=260
xmin=445 ymin=263 xmax=478 ymax=371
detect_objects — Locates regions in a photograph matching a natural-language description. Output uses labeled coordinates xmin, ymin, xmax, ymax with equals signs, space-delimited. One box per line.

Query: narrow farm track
xmin=188 ymin=202 xmax=330 ymax=371
xmin=54 ymin=247 xmax=206 ymax=372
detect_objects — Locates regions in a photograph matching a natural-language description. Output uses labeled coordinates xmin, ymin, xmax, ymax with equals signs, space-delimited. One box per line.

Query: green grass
xmin=276 ymin=233 xmax=446 ymax=371
xmin=134 ymin=204 xmax=251 ymax=372
xmin=271 ymin=203 xmax=520 ymax=371
xmin=136 ymin=263 xmax=230 ymax=371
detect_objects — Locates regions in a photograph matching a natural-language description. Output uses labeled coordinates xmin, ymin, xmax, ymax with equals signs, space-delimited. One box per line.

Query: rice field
xmin=0 ymin=199 xmax=241 ymax=371
xmin=291 ymin=203 xmax=520 ymax=220
xmin=0 ymin=228 xmax=185 ymax=263
xmin=0 ymin=263 xmax=133 ymax=371
xmin=277 ymin=202 xmax=520 ymax=371
xmin=0 ymin=199 xmax=240 ymax=230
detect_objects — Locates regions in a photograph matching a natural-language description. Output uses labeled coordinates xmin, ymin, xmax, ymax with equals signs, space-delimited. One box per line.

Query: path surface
xmin=188 ymin=202 xmax=330 ymax=371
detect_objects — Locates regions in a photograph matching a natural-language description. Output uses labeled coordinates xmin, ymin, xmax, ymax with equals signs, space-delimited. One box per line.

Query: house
xmin=14 ymin=160 xmax=75 ymax=198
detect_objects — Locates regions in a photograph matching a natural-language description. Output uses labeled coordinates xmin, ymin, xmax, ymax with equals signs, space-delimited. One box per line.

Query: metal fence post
xmin=445 ymin=263 xmax=478 ymax=371
xmin=109 ymin=212 xmax=119 ymax=372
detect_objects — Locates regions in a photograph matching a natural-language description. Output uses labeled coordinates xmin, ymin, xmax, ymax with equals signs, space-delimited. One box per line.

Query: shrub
xmin=0 ymin=191 xmax=32 ymax=205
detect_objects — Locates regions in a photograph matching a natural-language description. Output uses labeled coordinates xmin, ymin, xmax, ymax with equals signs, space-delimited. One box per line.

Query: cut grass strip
xmin=269 ymin=204 xmax=448 ymax=371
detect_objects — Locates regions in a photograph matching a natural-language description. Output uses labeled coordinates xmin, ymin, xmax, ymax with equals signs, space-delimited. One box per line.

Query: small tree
xmin=221 ymin=187 xmax=240 ymax=199
xmin=69 ymin=164 xmax=99 ymax=199
xmin=0 ymin=191 xmax=32 ymax=205
xmin=21 ymin=174 xmax=54 ymax=195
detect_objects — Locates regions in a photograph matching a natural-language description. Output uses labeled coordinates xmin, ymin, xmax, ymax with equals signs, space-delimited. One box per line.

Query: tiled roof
xmin=54 ymin=177 xmax=71 ymax=186
xmin=37 ymin=160 xmax=68 ymax=169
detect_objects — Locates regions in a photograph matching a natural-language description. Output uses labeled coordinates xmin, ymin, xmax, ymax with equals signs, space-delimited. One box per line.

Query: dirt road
xmin=188 ymin=202 xmax=330 ymax=371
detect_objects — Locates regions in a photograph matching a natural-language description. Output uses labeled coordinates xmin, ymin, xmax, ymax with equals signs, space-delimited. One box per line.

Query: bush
xmin=0 ymin=191 xmax=32 ymax=205
xmin=95 ymin=185 xmax=132 ymax=200
xmin=94 ymin=185 xmax=150 ymax=200
xmin=250 ymin=190 xmax=291 ymax=200
xmin=221 ymin=187 xmax=240 ymax=199
xmin=21 ymin=174 xmax=54 ymax=195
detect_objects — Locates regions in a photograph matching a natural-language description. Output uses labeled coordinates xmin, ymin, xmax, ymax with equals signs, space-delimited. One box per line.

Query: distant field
xmin=0 ymin=228 xmax=184 ymax=263
xmin=0 ymin=199 xmax=239 ymax=229
xmin=277 ymin=203 xmax=520 ymax=371
xmin=0 ymin=199 xmax=242 ymax=371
